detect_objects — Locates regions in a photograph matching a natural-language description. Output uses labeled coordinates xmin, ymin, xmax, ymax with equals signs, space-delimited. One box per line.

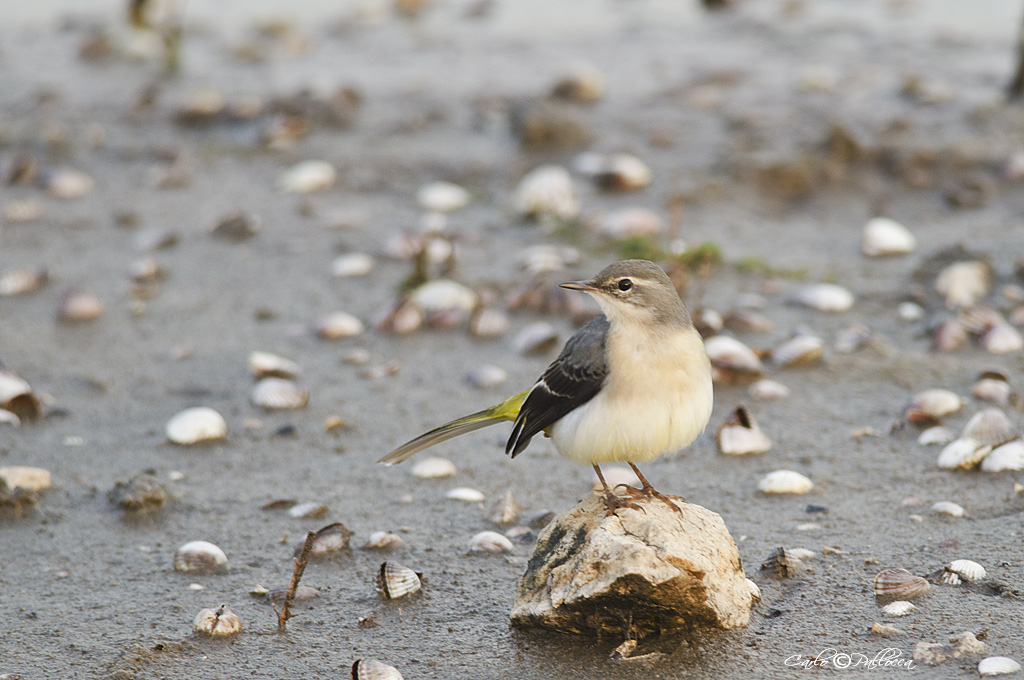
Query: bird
xmin=379 ymin=259 xmax=714 ymax=513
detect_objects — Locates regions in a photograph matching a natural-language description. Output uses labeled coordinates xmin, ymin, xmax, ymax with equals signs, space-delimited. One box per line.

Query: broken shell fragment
xmin=0 ymin=267 xmax=48 ymax=297
xmin=716 ymin=406 xmax=772 ymax=455
xmin=351 ymin=658 xmax=405 ymax=680
xmin=487 ymin=490 xmax=522 ymax=525
xmin=410 ymin=456 xmax=457 ymax=479
xmin=918 ymin=426 xmax=957 ymax=446
xmin=905 ymin=388 xmax=962 ymax=423
xmin=251 ymin=377 xmax=308 ymax=409
xmin=278 ymin=160 xmax=335 ymax=193
xmin=446 ymin=487 xmax=485 ymax=503
xmin=57 ymin=289 xmax=104 ymax=321
xmin=174 ymin=541 xmax=228 ymax=572
xmin=287 ymin=502 xmax=328 ymax=519
xmin=937 ymin=438 xmax=991 ymax=470
xmin=266 ymin=585 xmax=318 ymax=603
xmin=304 ymin=522 xmax=353 ymax=556
xmin=514 ymin=165 xmax=580 ymax=221
xmin=948 ymin=559 xmax=986 ymax=581
xmin=704 ymin=335 xmax=765 ymax=378
xmin=248 ymin=351 xmax=301 ymax=379
xmin=193 ymin=605 xmax=242 ymax=636
xmin=165 ymin=407 xmax=228 ymax=445
xmin=417 ymin=181 xmax=470 ymax=212
xmin=931 ymin=501 xmax=965 ymax=517
xmin=0 ymin=368 xmax=41 ymax=421
xmin=363 ymin=531 xmax=407 ymax=550
xmin=748 ymin=379 xmax=789 ymax=401
xmin=935 ymin=261 xmax=990 ymax=309
xmin=331 ymin=252 xmax=375 ymax=278
xmin=862 ymin=217 xmax=916 ymax=257
xmin=977 ymin=656 xmax=1021 ymax=676
xmin=316 ymin=311 xmax=365 ymax=339
xmin=0 ymin=466 xmax=52 ymax=493
xmin=469 ymin=530 xmax=514 ymax=553
xmin=980 ymin=440 xmax=1024 ymax=472
xmin=108 ymin=472 xmax=167 ymax=511
xmin=378 ymin=561 xmax=421 ymax=599
xmin=880 ymin=600 xmax=916 ymax=617
xmin=772 ymin=334 xmax=824 ymax=367
xmin=758 ymin=470 xmax=813 ymax=495
xmin=961 ymin=408 xmax=1018 ymax=447
xmin=874 ymin=568 xmax=931 ymax=599
xmin=789 ymin=284 xmax=854 ymax=312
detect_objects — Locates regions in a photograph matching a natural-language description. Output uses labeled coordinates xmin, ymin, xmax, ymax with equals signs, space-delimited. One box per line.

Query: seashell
xmin=351 ymin=658 xmax=405 ymax=680
xmin=446 ymin=487 xmax=485 ymax=503
xmin=835 ymin=324 xmax=873 ymax=354
xmin=251 ymin=377 xmax=308 ymax=409
xmin=468 ymin=530 xmax=514 ymax=553
xmin=0 ymin=409 xmax=20 ymax=427
xmin=515 ymin=322 xmax=559 ymax=355
xmin=409 ymin=280 xmax=477 ymax=314
xmin=514 ymin=165 xmax=580 ymax=221
xmin=789 ymin=284 xmax=854 ymax=312
xmin=466 ymin=364 xmax=507 ymax=389
xmin=417 ymin=181 xmax=470 ymax=212
xmin=363 ymin=531 xmax=407 ymax=550
xmin=210 ymin=212 xmax=259 ymax=241
xmin=550 ymin=63 xmax=605 ymax=103
xmin=591 ymin=208 xmax=663 ymax=240
xmin=193 ymin=605 xmax=242 ymax=636
xmin=487 ymin=490 xmax=522 ymax=525
xmin=931 ymin=500 xmax=965 ymax=517
xmin=982 ymin=324 xmax=1023 ymax=354
xmin=277 ymin=160 xmax=335 ymax=193
xmin=961 ymin=408 xmax=1018 ymax=447
xmin=108 ymin=472 xmax=167 ymax=511
xmin=980 ymin=440 xmax=1024 ymax=472
xmin=469 ymin=306 xmax=509 ymax=338
xmin=939 ymin=570 xmax=962 ymax=586
xmin=978 ymin=656 xmax=1021 ymax=676
xmin=331 ymin=252 xmax=375 ymax=278
xmin=696 ymin=308 xmax=724 ymax=335
xmin=905 ymin=388 xmax=962 ymax=423
xmin=862 ymin=217 xmax=916 ymax=257
xmin=704 ymin=335 xmax=765 ymax=377
xmin=958 ymin=304 xmax=1005 ymax=335
xmin=745 ymin=578 xmax=762 ymax=601
xmin=378 ymin=561 xmax=421 ymax=599
xmin=57 ymin=289 xmax=104 ymax=321
xmin=518 ymin=244 xmax=580 ymax=275
xmin=411 ymin=456 xmax=457 ymax=479
xmin=304 ymin=522 xmax=353 ymax=556
xmin=972 ymin=374 xmax=1012 ymax=406
xmin=748 ymin=379 xmax=789 ymax=401
xmin=874 ymin=568 xmax=931 ymax=599
xmin=0 ymin=368 xmax=40 ymax=421
xmin=880 ymin=600 xmax=915 ymax=617
xmin=897 ymin=301 xmax=925 ymax=321
xmin=266 ymin=585 xmax=318 ymax=603
xmin=948 ymin=559 xmax=986 ymax=581
xmin=248 ymin=351 xmax=301 ymax=379
xmin=45 ymin=167 xmax=94 ymax=199
xmin=0 ymin=466 xmax=52 ymax=493
xmin=165 ymin=407 xmax=227 ymax=445
xmin=316 ymin=311 xmax=365 ymax=339
xmin=129 ymin=257 xmax=165 ymax=282
xmin=287 ymin=502 xmax=328 ymax=519
xmin=0 ymin=267 xmax=48 ymax=296
xmin=174 ymin=541 xmax=228 ymax=571
xmin=760 ymin=547 xmax=793 ymax=577
xmin=758 ymin=470 xmax=813 ymax=495
xmin=935 ymin=261 xmax=990 ymax=309
xmin=772 ymin=334 xmax=824 ymax=367
xmin=589 ymin=153 xmax=653 ymax=191
xmin=724 ymin=309 xmax=774 ymax=333
xmin=176 ymin=88 xmax=226 ymax=124
xmin=716 ymin=406 xmax=772 ymax=455
xmin=932 ymin=318 xmax=968 ymax=352
xmin=3 ymin=197 xmax=46 ymax=223
xmin=918 ymin=426 xmax=957 ymax=446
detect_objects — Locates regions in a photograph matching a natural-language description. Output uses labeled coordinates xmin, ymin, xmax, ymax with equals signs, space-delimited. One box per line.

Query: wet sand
xmin=1 ymin=1 xmax=1023 ymax=677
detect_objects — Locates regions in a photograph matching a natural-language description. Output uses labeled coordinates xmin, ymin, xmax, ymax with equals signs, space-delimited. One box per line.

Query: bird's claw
xmin=613 ymin=483 xmax=685 ymax=514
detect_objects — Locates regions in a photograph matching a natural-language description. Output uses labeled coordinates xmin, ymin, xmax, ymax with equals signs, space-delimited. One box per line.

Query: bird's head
xmin=560 ymin=259 xmax=692 ymax=330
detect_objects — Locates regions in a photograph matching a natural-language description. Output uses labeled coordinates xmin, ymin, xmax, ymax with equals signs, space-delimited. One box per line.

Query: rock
xmin=510 ymin=493 xmax=752 ymax=639
xmin=913 ymin=631 xmax=987 ymax=666
xmin=108 ymin=472 xmax=168 ymax=511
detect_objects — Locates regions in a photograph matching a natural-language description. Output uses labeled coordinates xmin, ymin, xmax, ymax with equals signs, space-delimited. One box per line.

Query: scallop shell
xmin=466 ymin=364 xmax=507 ymax=389
xmin=935 ymin=261 xmax=991 ymax=309
xmin=417 ymin=181 xmax=469 ymax=212
xmin=277 ymin=160 xmax=335 ymax=193
xmin=716 ymin=406 xmax=772 ymax=455
xmin=411 ymin=456 xmax=457 ymax=479
xmin=363 ymin=531 xmax=407 ymax=550
xmin=937 ymin=438 xmax=991 ymax=470
xmin=248 ymin=351 xmax=301 ymax=379
xmin=468 ymin=530 xmax=514 ymax=553
xmin=918 ymin=426 xmax=957 ymax=446
xmin=165 ymin=407 xmax=227 ymax=445
xmin=704 ymin=335 xmax=765 ymax=376
xmin=193 ymin=605 xmax=242 ymax=636
xmin=771 ymin=334 xmax=824 ymax=367
xmin=57 ymin=289 xmax=104 ymax=321
xmin=316 ymin=311 xmax=365 ymax=339
xmin=948 ymin=559 xmax=986 ymax=581
xmin=251 ymin=377 xmax=308 ymax=410
xmin=982 ymin=324 xmax=1024 ymax=354
xmin=905 ymin=388 xmax=962 ymax=423
xmin=305 ymin=522 xmax=353 ymax=556
xmin=760 ymin=547 xmax=793 ymax=577
xmin=514 ymin=165 xmax=580 ymax=221
xmin=931 ymin=500 xmax=965 ymax=517
xmin=873 ymin=568 xmax=931 ymax=599
xmin=748 ymin=379 xmax=790 ymax=401
xmin=789 ymin=284 xmax=854 ymax=312
xmin=0 ymin=466 xmax=52 ymax=493
xmin=880 ymin=600 xmax=915 ymax=617
xmin=758 ymin=470 xmax=813 ymax=495
xmin=980 ymin=440 xmax=1024 ymax=472
xmin=487 ymin=490 xmax=522 ymax=525
xmin=174 ymin=540 xmax=228 ymax=571
xmin=445 ymin=487 xmax=485 ymax=503
xmin=0 ymin=267 xmax=48 ymax=297
xmin=592 ymin=208 xmax=663 ymax=239
xmin=978 ymin=656 xmax=1021 ymax=677
xmin=961 ymin=408 xmax=1018 ymax=447
xmin=352 ymin=658 xmax=405 ymax=680
xmin=862 ymin=217 xmax=916 ymax=257
xmin=331 ymin=252 xmax=375 ymax=278
xmin=378 ymin=561 xmax=421 ymax=599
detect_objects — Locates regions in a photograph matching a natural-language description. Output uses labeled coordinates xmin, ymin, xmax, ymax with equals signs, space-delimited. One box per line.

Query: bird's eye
xmin=617 ymin=279 xmax=633 ymax=292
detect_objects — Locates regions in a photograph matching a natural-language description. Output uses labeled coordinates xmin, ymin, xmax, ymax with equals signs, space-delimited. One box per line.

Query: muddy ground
xmin=1 ymin=0 xmax=1023 ymax=678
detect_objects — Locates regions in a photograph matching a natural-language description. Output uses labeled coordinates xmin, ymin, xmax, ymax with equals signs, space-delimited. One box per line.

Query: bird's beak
xmin=559 ymin=279 xmax=596 ymax=292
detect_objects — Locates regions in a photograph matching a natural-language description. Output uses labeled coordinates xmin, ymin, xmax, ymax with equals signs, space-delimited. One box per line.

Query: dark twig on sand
xmin=1009 ymin=6 xmax=1024 ymax=99
xmin=278 ymin=530 xmax=316 ymax=630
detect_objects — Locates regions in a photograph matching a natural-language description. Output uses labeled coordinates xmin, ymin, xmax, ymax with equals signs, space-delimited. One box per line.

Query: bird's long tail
xmin=378 ymin=389 xmax=530 ymax=465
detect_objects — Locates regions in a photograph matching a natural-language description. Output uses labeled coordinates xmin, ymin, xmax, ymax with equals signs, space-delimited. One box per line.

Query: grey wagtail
xmin=380 ymin=259 xmax=714 ymax=512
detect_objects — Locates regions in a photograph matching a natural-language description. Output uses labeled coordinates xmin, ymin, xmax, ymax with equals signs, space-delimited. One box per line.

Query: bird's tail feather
xmin=378 ymin=389 xmax=529 ymax=465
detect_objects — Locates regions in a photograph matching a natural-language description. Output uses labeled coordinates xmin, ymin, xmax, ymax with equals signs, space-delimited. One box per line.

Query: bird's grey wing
xmin=505 ymin=315 xmax=609 ymax=458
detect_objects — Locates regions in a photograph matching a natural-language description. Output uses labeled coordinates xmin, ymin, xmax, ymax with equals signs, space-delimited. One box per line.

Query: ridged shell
xmin=948 ymin=559 xmax=986 ymax=581
xmin=248 ymin=351 xmax=301 ymax=379
xmin=961 ymin=408 xmax=1019 ymax=447
xmin=468 ymin=530 xmax=514 ymax=553
xmin=317 ymin=311 xmax=365 ymax=339
xmin=411 ymin=456 xmax=457 ymax=479
xmin=789 ymin=284 xmax=854 ymax=312
xmin=193 ymin=605 xmax=242 ymax=636
xmin=363 ymin=531 xmax=407 ymax=550
xmin=487 ymin=490 xmax=522 ymax=525
xmin=931 ymin=500 xmax=965 ymax=517
xmin=905 ymin=389 xmax=962 ymax=423
xmin=57 ymin=289 xmax=104 ymax=321
xmin=716 ymin=406 xmax=772 ymax=455
xmin=771 ymin=334 xmax=824 ymax=367
xmin=978 ymin=656 xmax=1021 ymax=676
xmin=514 ymin=165 xmax=580 ymax=221
xmin=873 ymin=568 xmax=931 ymax=599
xmin=352 ymin=658 xmax=405 ymax=680
xmin=165 ymin=407 xmax=227 ymax=445
xmin=417 ymin=181 xmax=469 ymax=212
xmin=980 ymin=440 xmax=1024 ymax=472
xmin=935 ymin=261 xmax=990 ymax=309
xmin=862 ymin=217 xmax=916 ymax=257
xmin=378 ymin=561 xmax=421 ymax=599
xmin=748 ymin=379 xmax=790 ymax=401
xmin=446 ymin=487 xmax=485 ymax=502
xmin=880 ymin=600 xmax=915 ymax=617
xmin=937 ymin=438 xmax=991 ymax=470
xmin=304 ymin=522 xmax=352 ymax=556
xmin=277 ymin=159 xmax=335 ymax=193
xmin=939 ymin=570 xmax=962 ymax=586
xmin=251 ymin=378 xmax=308 ymax=410
xmin=331 ymin=252 xmax=375 ymax=278
xmin=174 ymin=540 xmax=228 ymax=571
xmin=918 ymin=426 xmax=958 ymax=446
xmin=0 ymin=267 xmax=47 ymax=297
xmin=758 ymin=470 xmax=813 ymax=495
xmin=760 ymin=547 xmax=792 ymax=577
xmin=982 ymin=324 xmax=1024 ymax=354
xmin=704 ymin=335 xmax=765 ymax=376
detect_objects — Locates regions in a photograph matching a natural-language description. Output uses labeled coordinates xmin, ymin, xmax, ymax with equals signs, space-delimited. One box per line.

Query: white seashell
xmin=331 ymin=252 xmax=375 ymax=278
xmin=978 ymin=656 xmax=1021 ymax=676
xmin=466 ymin=364 xmax=507 ymax=389
xmin=165 ymin=407 xmax=227 ymax=445
xmin=862 ymin=217 xmax=916 ymax=256
xmin=551 ymin=63 xmax=605 ymax=103
xmin=704 ymin=335 xmax=765 ymax=376
xmin=0 ymin=370 xmax=33 ymax=405
xmin=446 ymin=487 xmax=485 ymax=502
xmin=982 ymin=324 xmax=1024 ymax=354
xmin=469 ymin=308 xmax=509 ymax=338
xmin=592 ymin=153 xmax=653 ymax=191
xmin=251 ymin=378 xmax=308 ymax=410
xmin=748 ymin=379 xmax=790 ymax=401
xmin=961 ymin=408 xmax=1019 ymax=447
xmin=288 ymin=502 xmax=328 ymax=519
xmin=0 ymin=409 xmax=20 ymax=426
xmin=518 ymin=244 xmax=580 ymax=275
xmin=790 ymin=284 xmax=854 ymax=312
xmin=193 ymin=605 xmax=242 ymax=636
xmin=378 ymin=561 xmax=421 ymax=599
xmin=930 ymin=500 xmax=965 ymax=517
xmin=46 ymin=168 xmax=94 ymax=199
xmin=948 ymin=559 xmax=986 ymax=581
xmin=409 ymin=280 xmax=477 ymax=314
xmin=3 ymin=197 xmax=45 ymax=223
xmin=363 ymin=531 xmax=407 ymax=550
xmin=306 ymin=523 xmax=352 ymax=555
xmin=515 ymin=322 xmax=559 ymax=355
xmin=592 ymin=465 xmax=640 ymax=491
xmin=0 ymin=267 xmax=47 ymax=296
xmin=972 ymin=376 xmax=1012 ymax=406
xmin=411 ymin=456 xmax=457 ymax=479
xmin=592 ymin=208 xmax=664 ymax=239
xmin=352 ymin=658 xmax=405 ymax=680
xmin=0 ymin=466 xmax=52 ymax=492
xmin=897 ymin=301 xmax=925 ymax=321
xmin=937 ymin=438 xmax=991 ymax=469
xmin=745 ymin=578 xmax=762 ymax=601
xmin=248 ymin=351 xmax=301 ymax=379
xmin=939 ymin=570 xmax=962 ymax=586
xmin=834 ymin=324 xmax=873 ymax=354
xmin=417 ymin=181 xmax=470 ymax=212
xmin=316 ymin=311 xmax=365 ymax=339
xmin=935 ymin=261 xmax=990 ymax=309
xmin=786 ymin=548 xmax=816 ymax=562
xmin=277 ymin=160 xmax=335 ymax=193
xmin=980 ymin=440 xmax=1024 ymax=472
xmin=487 ymin=491 xmax=522 ymax=525
xmin=772 ymin=334 xmax=824 ymax=367
xmin=716 ymin=406 xmax=772 ymax=455
xmin=758 ymin=470 xmax=813 ymax=495
xmin=880 ymin=600 xmax=915 ymax=617
xmin=514 ymin=165 xmax=580 ymax=221
xmin=468 ymin=530 xmax=514 ymax=553
xmin=905 ymin=388 xmax=962 ymax=422
xmin=174 ymin=541 xmax=228 ymax=571
xmin=918 ymin=426 xmax=957 ymax=446
xmin=376 ymin=300 xmax=423 ymax=335
xmin=57 ymin=289 xmax=104 ymax=321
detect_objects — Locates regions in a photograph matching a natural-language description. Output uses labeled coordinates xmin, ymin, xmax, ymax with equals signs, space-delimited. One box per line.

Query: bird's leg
xmin=593 ymin=465 xmax=643 ymax=515
xmin=614 ymin=462 xmax=685 ymax=513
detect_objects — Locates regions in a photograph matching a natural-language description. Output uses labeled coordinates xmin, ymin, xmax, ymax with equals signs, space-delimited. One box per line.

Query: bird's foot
xmin=614 ymin=484 xmax=685 ymax=514
xmin=602 ymin=491 xmax=645 ymax=516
